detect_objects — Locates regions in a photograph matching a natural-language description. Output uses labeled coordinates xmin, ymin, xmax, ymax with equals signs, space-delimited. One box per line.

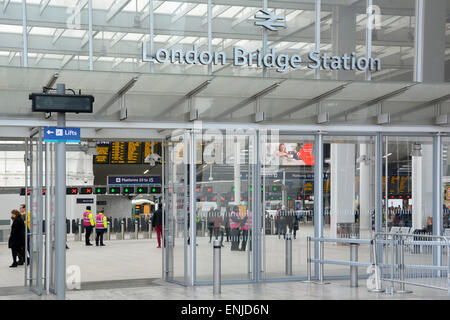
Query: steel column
xmin=54 ymin=84 xmax=66 ymax=300
xmin=314 ymin=132 xmax=324 ymax=279
xmin=88 ymin=0 xmax=93 ymax=71
xmin=315 ymin=0 xmax=321 ymax=80
xmin=189 ymin=130 xmax=197 ymax=286
xmin=45 ymin=142 xmax=51 ymax=295
xmin=433 ymin=134 xmax=443 ymax=270
xmin=375 ymin=133 xmax=384 ymax=261
xmin=22 ymin=0 xmax=28 ymax=67
xmin=414 ymin=0 xmax=424 ymax=83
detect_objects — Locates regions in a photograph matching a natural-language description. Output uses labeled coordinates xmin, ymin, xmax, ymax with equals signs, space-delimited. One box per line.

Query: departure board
xmin=94 ymin=142 xmax=110 ymax=164
xmin=110 ymin=142 xmax=127 ymax=164
xmin=94 ymin=141 xmax=161 ymax=165
xmin=127 ymin=142 xmax=142 ymax=164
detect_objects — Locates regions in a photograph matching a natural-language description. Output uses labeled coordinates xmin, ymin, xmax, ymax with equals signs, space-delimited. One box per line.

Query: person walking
xmin=293 ymin=213 xmax=299 ymax=239
xmin=240 ymin=211 xmax=251 ymax=251
xmin=229 ymin=206 xmax=241 ymax=251
xmin=95 ymin=210 xmax=107 ymax=246
xmin=153 ymin=205 xmax=163 ymax=248
xmin=8 ymin=210 xmax=25 ymax=267
xmin=19 ymin=204 xmax=30 ymax=264
xmin=83 ymin=206 xmax=95 ymax=246
xmin=212 ymin=209 xmax=224 ymax=247
xmin=207 ymin=207 xmax=215 ymax=243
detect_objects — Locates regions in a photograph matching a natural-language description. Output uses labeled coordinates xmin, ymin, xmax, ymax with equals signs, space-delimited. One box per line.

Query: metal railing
xmin=307 ymin=233 xmax=450 ymax=296
xmin=373 ymin=232 xmax=450 ymax=296
xmin=306 ymin=236 xmax=373 ymax=285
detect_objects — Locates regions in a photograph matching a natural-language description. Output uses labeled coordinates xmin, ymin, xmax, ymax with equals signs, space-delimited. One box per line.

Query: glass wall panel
xmin=92 ymin=0 xmax=147 ymax=72
xmin=442 ymin=137 xmax=450 ymax=234
xmin=261 ymin=133 xmax=315 ymax=279
xmin=322 ymin=135 xmax=375 ymax=277
xmin=151 ymin=0 xmax=209 ymax=75
xmin=382 ymin=136 xmax=433 ymax=234
xmin=26 ymin=0 xmax=90 ymax=70
xmin=0 ymin=1 xmax=24 ymax=67
xmin=371 ymin=0 xmax=416 ymax=82
xmin=195 ymin=129 xmax=255 ymax=282
xmin=166 ymin=135 xmax=188 ymax=284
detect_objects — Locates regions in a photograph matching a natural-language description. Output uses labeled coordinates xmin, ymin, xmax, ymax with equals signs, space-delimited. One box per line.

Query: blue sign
xmin=44 ymin=127 xmax=80 ymax=143
xmin=107 ymin=176 xmax=162 ymax=186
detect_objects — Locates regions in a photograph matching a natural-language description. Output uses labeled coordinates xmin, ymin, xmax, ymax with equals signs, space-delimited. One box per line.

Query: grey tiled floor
xmin=0 ymin=278 xmax=448 ymax=300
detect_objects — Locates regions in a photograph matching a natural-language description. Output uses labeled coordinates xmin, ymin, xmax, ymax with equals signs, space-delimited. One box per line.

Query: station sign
xmin=107 ymin=176 xmax=161 ymax=186
xmin=76 ymin=198 xmax=94 ymax=204
xmin=44 ymin=127 xmax=80 ymax=143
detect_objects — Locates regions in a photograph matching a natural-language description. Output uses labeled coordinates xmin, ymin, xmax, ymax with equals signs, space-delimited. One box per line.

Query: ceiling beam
xmin=331 ymin=85 xmax=415 ymax=120
xmin=271 ymin=83 xmax=350 ymax=120
xmin=214 ymin=81 xmax=284 ymax=120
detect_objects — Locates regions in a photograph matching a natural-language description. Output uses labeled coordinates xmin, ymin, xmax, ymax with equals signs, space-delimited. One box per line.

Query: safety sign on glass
xmin=44 ymin=127 xmax=80 ymax=143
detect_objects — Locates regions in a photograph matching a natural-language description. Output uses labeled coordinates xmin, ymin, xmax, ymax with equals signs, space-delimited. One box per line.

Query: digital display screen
xmin=127 ymin=142 xmax=142 ymax=164
xmin=94 ymin=142 xmax=110 ymax=164
xmin=30 ymin=94 xmax=94 ymax=113
xmin=265 ymin=143 xmax=315 ymax=166
xmin=110 ymin=142 xmax=127 ymax=164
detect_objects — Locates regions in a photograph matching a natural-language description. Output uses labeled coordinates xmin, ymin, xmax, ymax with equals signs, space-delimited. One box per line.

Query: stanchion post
xmin=285 ymin=233 xmax=292 ymax=276
xmin=213 ymin=239 xmax=221 ymax=295
xmin=78 ymin=221 xmax=82 ymax=242
xmin=107 ymin=220 xmax=111 ymax=241
xmin=307 ymin=236 xmax=312 ymax=282
xmin=350 ymin=236 xmax=359 ymax=287
xmin=135 ymin=220 xmax=138 ymax=240
xmin=121 ymin=219 xmax=125 ymax=240
xmin=313 ymin=240 xmax=329 ymax=285
xmin=369 ymin=238 xmax=384 ymax=293
xmin=397 ymin=237 xmax=412 ymax=294
xmin=149 ymin=220 xmax=152 ymax=239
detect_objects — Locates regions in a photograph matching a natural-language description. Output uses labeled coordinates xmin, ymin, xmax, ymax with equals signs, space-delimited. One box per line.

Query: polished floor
xmin=0 ymin=278 xmax=448 ymax=300
xmin=0 ymin=225 xmax=448 ymax=300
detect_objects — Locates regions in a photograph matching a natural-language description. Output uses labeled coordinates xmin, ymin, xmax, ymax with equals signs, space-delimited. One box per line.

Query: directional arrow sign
xmin=44 ymin=127 xmax=80 ymax=143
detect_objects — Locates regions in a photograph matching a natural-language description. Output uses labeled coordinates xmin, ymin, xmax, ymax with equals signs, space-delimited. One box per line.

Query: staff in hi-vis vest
xmin=229 ymin=205 xmax=242 ymax=251
xmin=83 ymin=206 xmax=95 ymax=246
xmin=95 ymin=210 xmax=107 ymax=246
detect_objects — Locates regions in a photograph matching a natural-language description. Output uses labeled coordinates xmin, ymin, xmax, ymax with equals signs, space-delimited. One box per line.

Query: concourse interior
xmin=2 ymin=129 xmax=449 ymax=294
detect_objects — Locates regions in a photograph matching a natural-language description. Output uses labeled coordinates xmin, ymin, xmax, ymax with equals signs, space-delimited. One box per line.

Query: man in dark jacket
xmin=8 ymin=210 xmax=25 ymax=267
xmin=153 ymin=205 xmax=163 ymax=248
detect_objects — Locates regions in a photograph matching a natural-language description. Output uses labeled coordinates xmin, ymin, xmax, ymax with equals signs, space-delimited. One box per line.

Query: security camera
xmin=145 ymin=153 xmax=161 ymax=165
xmin=83 ymin=178 xmax=88 ymax=184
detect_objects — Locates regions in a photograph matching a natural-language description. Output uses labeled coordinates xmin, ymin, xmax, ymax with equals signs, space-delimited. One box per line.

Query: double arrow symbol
xmin=254 ymin=9 xmax=286 ymax=31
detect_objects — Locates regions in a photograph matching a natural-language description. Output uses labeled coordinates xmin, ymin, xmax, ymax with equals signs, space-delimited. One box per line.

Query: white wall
xmin=0 ymin=194 xmax=24 ymax=221
xmin=0 ymin=150 xmax=94 ymax=187
xmin=96 ymin=195 xmax=133 ymax=219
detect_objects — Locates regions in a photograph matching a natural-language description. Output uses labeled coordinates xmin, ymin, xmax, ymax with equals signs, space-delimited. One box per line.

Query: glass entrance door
xmin=260 ymin=133 xmax=315 ymax=279
xmin=164 ymin=133 xmax=189 ymax=285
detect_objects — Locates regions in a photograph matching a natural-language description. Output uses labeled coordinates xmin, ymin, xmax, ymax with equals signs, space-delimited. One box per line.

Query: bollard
xmin=135 ymin=220 xmax=138 ymax=240
xmin=350 ymin=237 xmax=359 ymax=287
xmin=149 ymin=220 xmax=153 ymax=239
xmin=213 ymin=239 xmax=221 ymax=295
xmin=285 ymin=233 xmax=293 ymax=276
xmin=78 ymin=221 xmax=82 ymax=242
xmin=121 ymin=219 xmax=125 ymax=240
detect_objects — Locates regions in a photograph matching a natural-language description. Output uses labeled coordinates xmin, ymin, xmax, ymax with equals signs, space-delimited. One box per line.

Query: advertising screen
xmin=265 ymin=142 xmax=315 ymax=166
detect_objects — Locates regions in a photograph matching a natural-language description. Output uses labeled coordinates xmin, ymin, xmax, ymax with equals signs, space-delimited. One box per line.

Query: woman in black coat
xmin=8 ymin=209 xmax=25 ymax=268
